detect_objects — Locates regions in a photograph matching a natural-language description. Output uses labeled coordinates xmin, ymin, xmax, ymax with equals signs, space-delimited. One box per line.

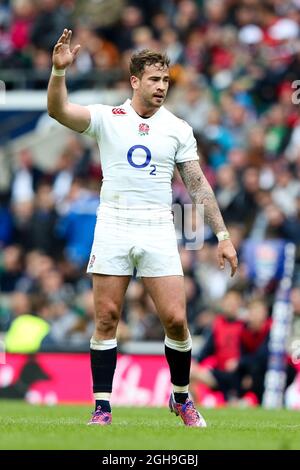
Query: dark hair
xmin=129 ymin=49 xmax=170 ymax=78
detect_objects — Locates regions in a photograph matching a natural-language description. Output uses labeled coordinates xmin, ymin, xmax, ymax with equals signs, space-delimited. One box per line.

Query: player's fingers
xmin=218 ymin=252 xmax=225 ymax=270
xmin=54 ymin=42 xmax=63 ymax=52
xmin=229 ymin=255 xmax=238 ymax=277
xmin=66 ymin=29 xmax=72 ymax=44
xmin=72 ymin=44 xmax=81 ymax=58
xmin=57 ymin=29 xmax=68 ymax=44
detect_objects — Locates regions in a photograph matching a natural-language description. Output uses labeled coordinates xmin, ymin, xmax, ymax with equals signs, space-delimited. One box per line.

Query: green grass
xmin=0 ymin=401 xmax=300 ymax=450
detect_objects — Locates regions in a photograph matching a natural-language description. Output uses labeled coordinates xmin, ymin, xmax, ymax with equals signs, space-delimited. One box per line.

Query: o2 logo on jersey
xmin=127 ymin=145 xmax=156 ymax=175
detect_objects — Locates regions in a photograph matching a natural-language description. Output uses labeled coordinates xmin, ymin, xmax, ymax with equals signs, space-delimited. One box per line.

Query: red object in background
xmin=213 ymin=316 xmax=244 ymax=370
xmin=241 ymin=318 xmax=272 ymax=354
xmin=0 ymin=353 xmax=172 ymax=406
xmin=211 ymin=47 xmax=233 ymax=70
xmin=1 ymin=353 xmax=299 ymax=407
xmin=10 ymin=20 xmax=32 ymax=50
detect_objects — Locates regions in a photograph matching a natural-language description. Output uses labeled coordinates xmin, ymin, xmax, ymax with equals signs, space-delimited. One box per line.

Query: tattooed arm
xmin=177 ymin=160 xmax=238 ymax=276
xmin=177 ymin=160 xmax=226 ymax=234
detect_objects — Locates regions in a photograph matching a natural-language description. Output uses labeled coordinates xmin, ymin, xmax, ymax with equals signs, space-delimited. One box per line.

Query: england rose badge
xmin=138 ymin=123 xmax=150 ymax=136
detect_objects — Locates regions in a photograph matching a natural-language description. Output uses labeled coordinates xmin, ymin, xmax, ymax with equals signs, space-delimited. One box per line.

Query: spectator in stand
xmin=30 ymin=0 xmax=72 ymax=52
xmin=288 ymin=287 xmax=300 ymax=359
xmin=202 ymin=107 xmax=233 ymax=169
xmin=238 ymin=298 xmax=271 ymax=403
xmin=125 ymin=283 xmax=164 ymax=342
xmin=220 ymin=166 xmax=261 ymax=234
xmin=2 ymin=0 xmax=300 ymax=369
xmin=73 ymin=26 xmax=120 ymax=72
xmin=160 ymin=27 xmax=184 ymax=65
xmin=6 ymin=291 xmax=32 ymax=327
xmin=55 ymin=178 xmax=98 ymax=269
xmin=246 ymin=126 xmax=266 ymax=168
xmin=10 ymin=0 xmax=35 ymax=54
xmin=66 ymin=289 xmax=95 ymax=346
xmin=281 ymin=192 xmax=300 ymax=248
xmin=14 ymin=250 xmax=55 ymax=294
xmin=173 ymin=0 xmax=199 ymax=38
xmin=224 ymin=102 xmax=254 ymax=150
xmin=190 ymin=289 xmax=244 ymax=400
xmin=173 ymin=80 xmax=213 ymax=134
xmin=272 ymin=163 xmax=300 ymax=217
xmin=0 ymin=245 xmax=23 ymax=293
xmin=11 ymin=149 xmax=43 ymax=204
xmin=194 ymin=244 xmax=229 ymax=304
xmin=264 ymin=104 xmax=290 ymax=160
xmin=238 ymin=297 xmax=296 ymax=404
xmin=5 ymin=292 xmax=50 ymax=353
xmin=40 ymin=299 xmax=79 ymax=349
xmin=215 ymin=165 xmax=243 ymax=224
xmin=26 ymin=182 xmax=60 ymax=257
xmin=192 ymin=296 xmax=296 ymax=404
xmin=38 ymin=267 xmax=74 ymax=306
xmin=0 ymin=202 xmax=13 ymax=247
xmin=52 ymin=146 xmax=78 ymax=207
xmin=113 ymin=4 xmax=144 ymax=52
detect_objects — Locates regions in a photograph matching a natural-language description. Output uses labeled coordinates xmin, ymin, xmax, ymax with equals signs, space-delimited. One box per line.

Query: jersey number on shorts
xmin=127 ymin=145 xmax=156 ymax=175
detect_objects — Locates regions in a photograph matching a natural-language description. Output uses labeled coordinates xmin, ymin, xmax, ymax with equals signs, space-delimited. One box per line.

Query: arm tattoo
xmin=177 ymin=160 xmax=227 ymax=235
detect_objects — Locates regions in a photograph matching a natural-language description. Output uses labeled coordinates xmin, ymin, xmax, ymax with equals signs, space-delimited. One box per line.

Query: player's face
xmin=132 ymin=63 xmax=170 ymax=108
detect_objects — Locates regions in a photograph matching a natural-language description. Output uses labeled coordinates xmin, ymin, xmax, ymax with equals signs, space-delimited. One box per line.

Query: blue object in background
xmin=0 ymin=206 xmax=13 ymax=246
xmin=56 ymin=192 xmax=99 ymax=268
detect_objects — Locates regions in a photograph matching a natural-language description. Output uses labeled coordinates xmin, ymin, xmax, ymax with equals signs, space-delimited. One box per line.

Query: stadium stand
xmin=1 ymin=0 xmax=300 ymax=407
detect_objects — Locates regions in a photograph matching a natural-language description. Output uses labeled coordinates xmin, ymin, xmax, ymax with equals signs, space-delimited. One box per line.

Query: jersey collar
xmin=123 ymin=99 xmax=163 ymax=121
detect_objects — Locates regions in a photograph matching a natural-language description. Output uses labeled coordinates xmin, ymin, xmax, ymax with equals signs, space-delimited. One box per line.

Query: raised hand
xmin=52 ymin=29 xmax=80 ymax=70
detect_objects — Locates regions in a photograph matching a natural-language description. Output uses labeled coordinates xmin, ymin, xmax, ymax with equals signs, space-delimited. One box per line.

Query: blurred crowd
xmin=1 ymin=0 xmax=300 ymax=403
xmin=1 ymin=0 xmax=300 ymax=90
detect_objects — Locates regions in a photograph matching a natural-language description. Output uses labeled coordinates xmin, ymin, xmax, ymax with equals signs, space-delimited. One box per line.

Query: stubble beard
xmin=146 ymin=93 xmax=165 ymax=109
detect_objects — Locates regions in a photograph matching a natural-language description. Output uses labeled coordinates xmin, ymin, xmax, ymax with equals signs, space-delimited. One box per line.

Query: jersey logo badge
xmin=112 ymin=108 xmax=126 ymax=115
xmin=138 ymin=123 xmax=150 ymax=136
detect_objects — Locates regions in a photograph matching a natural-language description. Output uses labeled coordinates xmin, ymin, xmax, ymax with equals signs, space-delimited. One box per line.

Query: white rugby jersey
xmin=83 ymin=99 xmax=199 ymax=209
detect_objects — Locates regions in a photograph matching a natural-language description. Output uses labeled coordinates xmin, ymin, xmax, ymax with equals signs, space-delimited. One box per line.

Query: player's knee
xmin=94 ymin=302 xmax=120 ymax=335
xmin=165 ymin=316 xmax=187 ymax=338
xmin=95 ymin=314 xmax=118 ymax=335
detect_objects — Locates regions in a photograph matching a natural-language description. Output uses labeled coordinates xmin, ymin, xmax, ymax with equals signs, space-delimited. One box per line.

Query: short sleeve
xmin=82 ymin=104 xmax=103 ymax=138
xmin=175 ymin=125 xmax=199 ymax=163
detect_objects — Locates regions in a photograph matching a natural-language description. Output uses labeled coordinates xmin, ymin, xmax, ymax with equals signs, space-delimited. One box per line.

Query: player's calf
xmin=89 ymin=337 xmax=117 ymax=422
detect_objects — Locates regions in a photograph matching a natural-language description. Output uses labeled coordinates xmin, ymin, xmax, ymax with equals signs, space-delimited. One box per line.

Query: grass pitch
xmin=0 ymin=401 xmax=300 ymax=450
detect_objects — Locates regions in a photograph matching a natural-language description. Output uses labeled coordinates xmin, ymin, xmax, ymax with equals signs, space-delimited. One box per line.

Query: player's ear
xmin=130 ymin=75 xmax=140 ymax=90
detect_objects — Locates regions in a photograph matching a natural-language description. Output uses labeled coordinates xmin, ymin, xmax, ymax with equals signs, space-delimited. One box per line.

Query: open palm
xmin=52 ymin=29 xmax=80 ymax=70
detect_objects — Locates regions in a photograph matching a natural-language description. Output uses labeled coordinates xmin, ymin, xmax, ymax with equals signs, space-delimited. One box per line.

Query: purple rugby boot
xmin=88 ymin=406 xmax=112 ymax=426
xmin=169 ymin=393 xmax=207 ymax=428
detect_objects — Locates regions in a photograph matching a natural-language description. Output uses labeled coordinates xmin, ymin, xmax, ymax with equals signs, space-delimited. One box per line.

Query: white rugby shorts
xmin=87 ymin=205 xmax=183 ymax=277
